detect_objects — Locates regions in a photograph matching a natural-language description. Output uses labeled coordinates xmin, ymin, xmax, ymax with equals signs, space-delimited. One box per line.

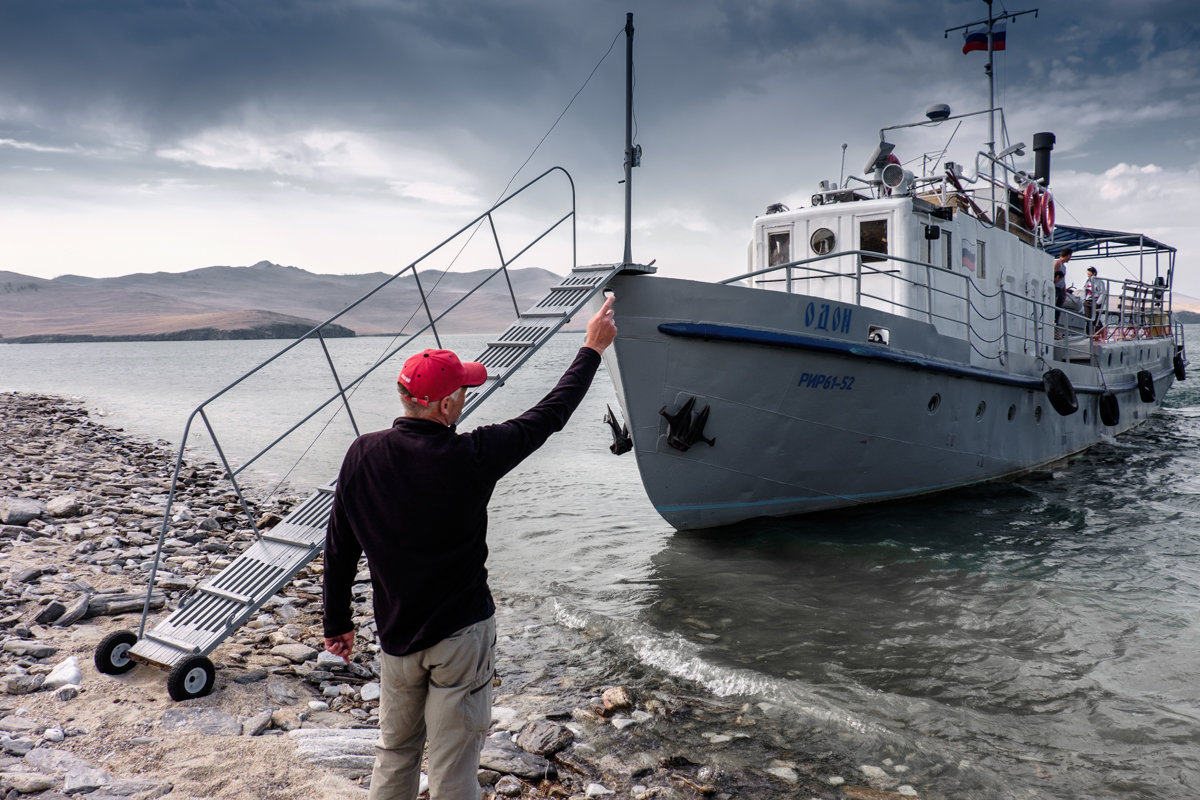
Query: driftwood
xmin=84 ymin=591 xmax=166 ymax=618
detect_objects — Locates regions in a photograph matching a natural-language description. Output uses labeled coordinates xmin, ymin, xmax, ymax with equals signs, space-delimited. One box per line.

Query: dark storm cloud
xmin=2 ymin=0 xmax=1199 ymax=283
xmin=0 ymin=1 xmax=595 ymax=143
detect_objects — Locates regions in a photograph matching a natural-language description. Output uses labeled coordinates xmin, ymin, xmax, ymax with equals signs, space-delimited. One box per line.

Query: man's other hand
xmin=324 ymin=631 xmax=355 ymax=664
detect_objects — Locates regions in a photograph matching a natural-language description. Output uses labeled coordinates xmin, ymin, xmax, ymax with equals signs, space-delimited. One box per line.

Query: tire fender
xmin=1137 ymin=369 xmax=1156 ymax=403
xmin=1099 ymin=390 xmax=1120 ymax=427
xmin=1042 ymin=368 xmax=1078 ymax=416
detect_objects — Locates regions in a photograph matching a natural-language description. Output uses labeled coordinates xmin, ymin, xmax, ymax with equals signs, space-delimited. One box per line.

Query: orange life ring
xmin=1041 ymin=192 xmax=1055 ymax=234
xmin=1023 ymin=184 xmax=1039 ymax=230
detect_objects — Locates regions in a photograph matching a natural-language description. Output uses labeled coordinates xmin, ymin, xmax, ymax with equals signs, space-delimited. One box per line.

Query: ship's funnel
xmin=1033 ymin=132 xmax=1055 ymax=186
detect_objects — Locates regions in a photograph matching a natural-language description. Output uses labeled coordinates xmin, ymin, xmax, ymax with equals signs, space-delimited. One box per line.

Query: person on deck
xmin=322 ymin=296 xmax=617 ymax=800
xmin=1054 ymin=247 xmax=1072 ymax=281
xmin=1053 ymin=268 xmax=1067 ymax=336
xmin=1083 ymin=265 xmax=1105 ymax=325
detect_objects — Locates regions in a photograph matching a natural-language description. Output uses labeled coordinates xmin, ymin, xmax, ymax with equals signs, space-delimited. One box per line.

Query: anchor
xmin=659 ymin=396 xmax=716 ymax=452
xmin=604 ymin=404 xmax=633 ymax=455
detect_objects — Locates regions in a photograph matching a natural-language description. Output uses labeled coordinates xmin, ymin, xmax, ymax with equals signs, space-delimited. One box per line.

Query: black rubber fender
xmin=1042 ymin=368 xmax=1078 ymax=416
xmin=1174 ymin=353 xmax=1186 ymax=381
xmin=1137 ymin=369 xmax=1156 ymax=403
xmin=1099 ymin=390 xmax=1120 ymax=426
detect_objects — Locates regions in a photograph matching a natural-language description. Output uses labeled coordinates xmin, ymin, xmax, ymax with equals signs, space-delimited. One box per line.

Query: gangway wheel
xmin=167 ymin=656 xmax=216 ymax=701
xmin=94 ymin=630 xmax=139 ymax=675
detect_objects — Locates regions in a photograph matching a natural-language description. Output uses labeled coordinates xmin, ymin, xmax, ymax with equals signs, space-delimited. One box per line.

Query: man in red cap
xmin=322 ymin=296 xmax=616 ymax=800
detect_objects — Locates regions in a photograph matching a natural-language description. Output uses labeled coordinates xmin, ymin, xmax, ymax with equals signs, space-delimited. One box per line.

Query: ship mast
xmin=944 ymin=0 xmax=1038 ymax=158
xmin=622 ymin=12 xmax=636 ymax=267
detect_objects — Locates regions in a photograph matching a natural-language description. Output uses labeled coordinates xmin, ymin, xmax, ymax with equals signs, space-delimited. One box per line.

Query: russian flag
xmin=962 ymin=23 xmax=1005 ymax=53
xmin=962 ymin=27 xmax=987 ymax=53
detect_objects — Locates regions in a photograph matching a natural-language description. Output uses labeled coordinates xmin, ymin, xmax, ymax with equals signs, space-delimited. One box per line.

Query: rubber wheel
xmin=167 ymin=656 xmax=216 ymax=701
xmin=1174 ymin=354 xmax=1186 ymax=382
xmin=94 ymin=630 xmax=139 ymax=675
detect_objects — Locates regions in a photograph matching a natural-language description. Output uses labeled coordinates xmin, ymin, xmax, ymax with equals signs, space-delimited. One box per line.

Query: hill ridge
xmin=0 ymin=262 xmax=563 ymax=341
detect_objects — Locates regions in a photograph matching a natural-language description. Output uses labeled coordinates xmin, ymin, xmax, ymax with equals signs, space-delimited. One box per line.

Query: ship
xmin=601 ymin=4 xmax=1186 ymax=529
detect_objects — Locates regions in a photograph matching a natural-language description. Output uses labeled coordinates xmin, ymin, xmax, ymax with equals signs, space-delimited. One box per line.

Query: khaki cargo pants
xmin=369 ymin=617 xmax=496 ymax=800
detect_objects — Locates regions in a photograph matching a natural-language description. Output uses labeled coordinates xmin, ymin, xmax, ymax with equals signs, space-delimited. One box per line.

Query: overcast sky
xmin=3 ymin=0 xmax=1199 ymax=292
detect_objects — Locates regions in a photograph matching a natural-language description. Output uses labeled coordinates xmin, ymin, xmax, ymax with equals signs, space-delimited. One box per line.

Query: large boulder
xmin=0 ymin=499 xmax=43 ymax=526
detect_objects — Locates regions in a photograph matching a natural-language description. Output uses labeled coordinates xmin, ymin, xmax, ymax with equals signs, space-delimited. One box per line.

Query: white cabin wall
xmin=748 ymin=199 xmax=1058 ymax=363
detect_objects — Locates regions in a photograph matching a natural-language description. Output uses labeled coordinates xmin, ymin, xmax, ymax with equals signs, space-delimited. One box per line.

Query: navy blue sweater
xmin=322 ymin=346 xmax=600 ymax=656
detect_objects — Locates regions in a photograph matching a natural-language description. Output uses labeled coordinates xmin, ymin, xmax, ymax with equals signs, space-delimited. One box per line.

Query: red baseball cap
xmin=398 ymin=349 xmax=487 ymax=406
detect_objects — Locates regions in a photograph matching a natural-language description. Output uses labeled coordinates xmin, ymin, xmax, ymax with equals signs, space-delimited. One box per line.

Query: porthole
xmin=928 ymin=394 xmax=941 ymax=414
xmin=1034 ymin=406 xmax=1043 ymax=423
xmin=975 ymin=401 xmax=986 ymax=420
xmin=1107 ymin=353 xmax=1113 ymax=367
xmin=1007 ymin=404 xmax=1016 ymax=421
xmin=810 ymin=227 xmax=836 ymax=255
xmin=1083 ymin=408 xmax=1089 ymax=424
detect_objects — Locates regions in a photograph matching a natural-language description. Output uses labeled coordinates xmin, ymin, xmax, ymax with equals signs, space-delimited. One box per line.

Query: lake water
xmin=4 ymin=333 xmax=1200 ymax=799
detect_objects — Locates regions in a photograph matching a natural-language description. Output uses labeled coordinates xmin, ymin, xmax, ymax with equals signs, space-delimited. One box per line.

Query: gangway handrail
xmin=138 ymin=166 xmax=580 ymax=637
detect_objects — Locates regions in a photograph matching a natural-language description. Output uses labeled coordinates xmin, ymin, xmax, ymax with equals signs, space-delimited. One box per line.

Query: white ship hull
xmin=603 ymin=274 xmax=1178 ymax=530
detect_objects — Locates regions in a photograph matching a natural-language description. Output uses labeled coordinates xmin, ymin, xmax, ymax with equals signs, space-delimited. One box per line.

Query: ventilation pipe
xmin=1033 ymin=132 xmax=1055 ymax=187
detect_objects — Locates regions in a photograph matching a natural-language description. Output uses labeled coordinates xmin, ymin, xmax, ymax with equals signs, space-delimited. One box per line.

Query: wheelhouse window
xmin=977 ymin=240 xmax=987 ymax=279
xmin=768 ymin=231 xmax=791 ymax=267
xmin=810 ymin=227 xmax=836 ymax=256
xmin=943 ymin=232 xmax=954 ymax=270
xmin=859 ymin=219 xmax=887 ymax=264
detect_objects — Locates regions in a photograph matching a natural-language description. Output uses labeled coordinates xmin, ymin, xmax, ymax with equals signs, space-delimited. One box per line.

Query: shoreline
xmin=1 ymin=391 xmax=923 ymax=800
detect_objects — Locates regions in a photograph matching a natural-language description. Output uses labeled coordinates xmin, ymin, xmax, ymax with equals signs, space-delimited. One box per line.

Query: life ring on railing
xmin=1042 ymin=368 xmax=1078 ymax=416
xmin=1023 ymin=184 xmax=1039 ymax=230
xmin=1041 ymin=192 xmax=1055 ymax=235
xmin=1137 ymin=369 xmax=1156 ymax=402
xmin=1174 ymin=353 xmax=1187 ymax=381
xmin=1099 ymin=390 xmax=1120 ymax=426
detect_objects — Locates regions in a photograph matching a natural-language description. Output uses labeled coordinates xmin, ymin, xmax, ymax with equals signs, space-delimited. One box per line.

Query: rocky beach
xmin=1 ymin=391 xmax=930 ymax=800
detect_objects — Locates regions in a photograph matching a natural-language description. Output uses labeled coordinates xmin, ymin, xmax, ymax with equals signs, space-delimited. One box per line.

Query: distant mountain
xmin=0 ymin=262 xmax=563 ymax=342
xmin=1174 ymin=293 xmax=1200 ymax=314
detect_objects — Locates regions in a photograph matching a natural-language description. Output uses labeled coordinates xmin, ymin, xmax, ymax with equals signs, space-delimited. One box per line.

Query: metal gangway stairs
xmin=91 ymin=166 xmax=654 ymax=700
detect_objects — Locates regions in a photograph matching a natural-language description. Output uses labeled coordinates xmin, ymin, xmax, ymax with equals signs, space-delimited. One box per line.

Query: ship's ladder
xmin=124 ymin=262 xmax=636 ymax=678
xmin=104 ymin=166 xmax=654 ymax=698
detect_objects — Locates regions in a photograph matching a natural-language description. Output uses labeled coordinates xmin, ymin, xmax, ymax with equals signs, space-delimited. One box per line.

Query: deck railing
xmin=725 ymin=251 xmax=1176 ymax=370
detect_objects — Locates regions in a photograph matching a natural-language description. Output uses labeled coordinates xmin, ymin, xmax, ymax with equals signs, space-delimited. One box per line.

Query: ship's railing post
xmin=1031 ymin=296 xmax=1042 ymax=358
xmin=855 ymin=256 xmax=863 ymax=306
xmin=999 ymin=288 xmax=1009 ymax=362
xmin=964 ymin=275 xmax=972 ymax=348
xmin=925 ymin=263 xmax=934 ymax=325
